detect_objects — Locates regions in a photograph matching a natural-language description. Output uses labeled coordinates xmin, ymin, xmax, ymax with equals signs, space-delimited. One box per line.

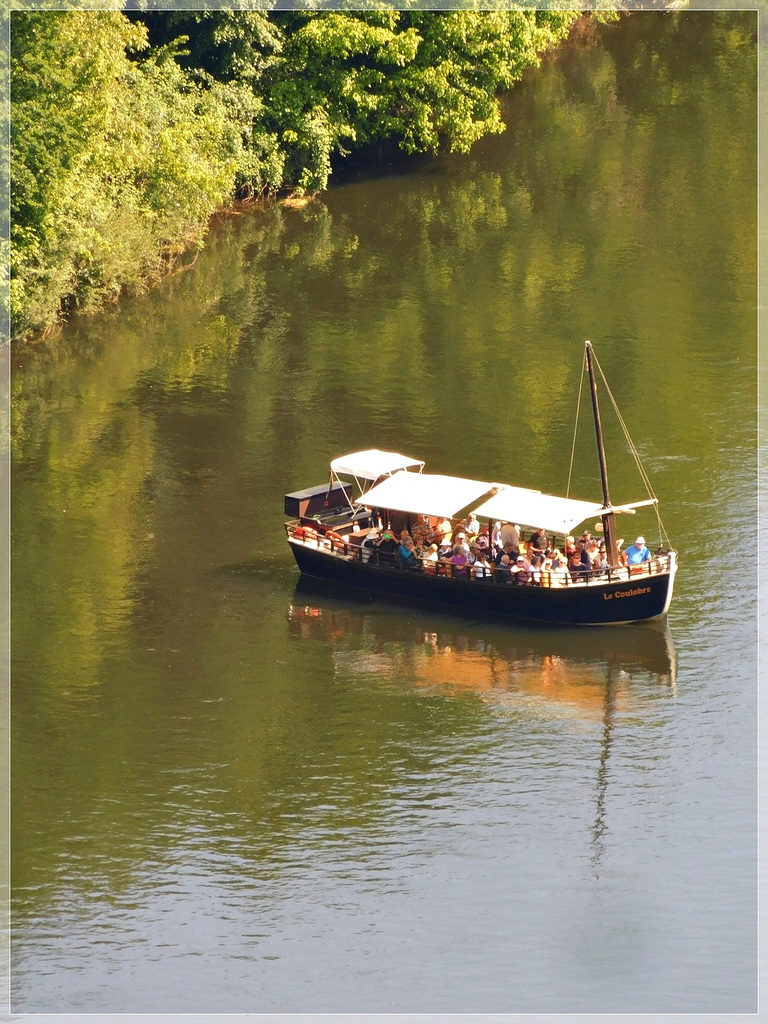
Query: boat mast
xmin=585 ymin=341 xmax=620 ymax=567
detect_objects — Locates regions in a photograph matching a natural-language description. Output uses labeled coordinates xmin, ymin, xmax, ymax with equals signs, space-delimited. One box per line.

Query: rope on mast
xmin=566 ymin=355 xmax=586 ymax=500
xmin=590 ymin=348 xmax=673 ymax=550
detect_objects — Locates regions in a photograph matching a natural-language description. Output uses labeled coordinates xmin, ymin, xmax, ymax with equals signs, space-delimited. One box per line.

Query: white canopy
xmin=355 ymin=471 xmax=495 ymax=520
xmin=473 ymin=487 xmax=605 ymax=536
xmin=330 ymin=449 xmax=424 ymax=481
xmin=353 ymin=467 xmax=606 ymax=535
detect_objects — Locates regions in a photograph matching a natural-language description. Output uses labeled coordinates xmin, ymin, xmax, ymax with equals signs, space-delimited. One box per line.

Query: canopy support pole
xmin=585 ymin=341 xmax=620 ymax=567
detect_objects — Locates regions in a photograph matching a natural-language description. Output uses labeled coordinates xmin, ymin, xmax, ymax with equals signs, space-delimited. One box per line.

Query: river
xmin=9 ymin=11 xmax=757 ymax=1014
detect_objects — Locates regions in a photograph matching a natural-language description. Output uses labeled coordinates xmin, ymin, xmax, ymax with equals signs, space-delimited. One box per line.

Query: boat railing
xmin=285 ymin=522 xmax=672 ymax=586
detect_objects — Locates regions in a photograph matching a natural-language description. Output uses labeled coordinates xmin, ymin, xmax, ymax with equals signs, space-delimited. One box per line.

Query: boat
xmin=283 ymin=341 xmax=678 ymax=626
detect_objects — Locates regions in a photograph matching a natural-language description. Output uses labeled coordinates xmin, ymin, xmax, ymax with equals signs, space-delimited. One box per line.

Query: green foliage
xmin=257 ymin=11 xmax=584 ymax=193
xmin=10 ymin=8 xmax=602 ymax=339
xmin=133 ymin=10 xmax=283 ymax=83
xmin=10 ymin=10 xmax=282 ymax=339
xmin=11 ymin=12 xmax=149 ymax=336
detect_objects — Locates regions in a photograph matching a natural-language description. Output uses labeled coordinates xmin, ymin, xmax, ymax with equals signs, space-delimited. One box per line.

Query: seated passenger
xmin=494 ymin=554 xmax=513 ymax=583
xmin=399 ymin=536 xmax=418 ymax=570
xmin=586 ymin=538 xmax=602 ymax=569
xmin=539 ymin=556 xmax=553 ymax=586
xmin=568 ymin=550 xmax=588 ymax=582
xmin=435 ymin=518 xmax=453 ymax=546
xmin=377 ymin=531 xmax=398 ymax=565
xmin=476 ymin=525 xmax=491 ymax=550
xmin=438 ymin=537 xmax=454 ymax=559
xmin=495 ymin=541 xmax=518 ymax=566
xmin=423 ymin=543 xmax=439 ymax=573
xmin=411 ymin=525 xmax=427 ymax=553
xmin=625 ymin=536 xmax=651 ymax=566
xmin=529 ymin=554 xmax=544 ymax=584
xmin=361 ymin=530 xmax=379 ymax=562
xmin=590 ymin=540 xmax=608 ymax=570
xmin=450 ymin=544 xmax=469 ymax=575
xmin=465 ymin=513 xmax=481 ymax=540
xmin=549 ymin=548 xmax=565 ymax=570
xmin=453 ymin=532 xmax=470 ymax=555
xmin=473 ymin=551 xmax=493 ymax=579
xmin=512 ymin=555 xmax=531 ymax=585
xmin=578 ymin=538 xmax=592 ymax=569
xmin=542 ymin=555 xmax=566 ymax=588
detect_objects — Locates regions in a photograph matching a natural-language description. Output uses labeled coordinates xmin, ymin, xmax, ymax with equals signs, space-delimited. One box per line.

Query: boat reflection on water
xmin=288 ymin=576 xmax=677 ymax=873
xmin=288 ymin=576 xmax=677 ymax=718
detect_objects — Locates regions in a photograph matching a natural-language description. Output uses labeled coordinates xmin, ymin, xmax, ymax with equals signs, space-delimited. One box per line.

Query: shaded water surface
xmin=11 ymin=12 xmax=757 ymax=1013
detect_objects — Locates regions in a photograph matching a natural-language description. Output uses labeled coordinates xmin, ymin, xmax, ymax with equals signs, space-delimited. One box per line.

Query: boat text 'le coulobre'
xmin=284 ymin=342 xmax=678 ymax=626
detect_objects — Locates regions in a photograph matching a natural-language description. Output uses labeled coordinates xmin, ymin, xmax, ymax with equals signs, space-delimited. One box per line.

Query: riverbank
xmin=12 ymin=9 xmax=612 ymax=346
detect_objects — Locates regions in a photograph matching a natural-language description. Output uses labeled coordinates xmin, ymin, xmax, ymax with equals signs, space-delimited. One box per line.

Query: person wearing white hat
xmin=625 ymin=535 xmax=651 ymax=565
xmin=361 ymin=529 xmax=379 ymax=562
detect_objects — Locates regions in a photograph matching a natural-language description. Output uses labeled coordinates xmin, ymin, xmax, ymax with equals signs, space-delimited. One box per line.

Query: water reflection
xmin=288 ymin=576 xmax=677 ymax=708
xmin=289 ymin=576 xmax=677 ymax=874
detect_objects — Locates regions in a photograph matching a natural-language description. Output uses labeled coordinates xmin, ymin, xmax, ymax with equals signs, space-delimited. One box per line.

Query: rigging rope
xmin=589 ymin=348 xmax=672 ymax=549
xmin=566 ymin=355 xmax=586 ymax=500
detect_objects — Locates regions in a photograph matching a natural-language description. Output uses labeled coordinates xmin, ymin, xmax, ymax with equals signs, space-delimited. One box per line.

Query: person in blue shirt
xmin=398 ymin=536 xmax=418 ymax=570
xmin=625 ymin=536 xmax=651 ymax=565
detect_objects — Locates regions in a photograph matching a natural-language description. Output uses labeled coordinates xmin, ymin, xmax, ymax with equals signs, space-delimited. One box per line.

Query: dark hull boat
xmin=284 ymin=342 xmax=678 ymax=627
xmin=287 ymin=541 xmax=675 ymax=626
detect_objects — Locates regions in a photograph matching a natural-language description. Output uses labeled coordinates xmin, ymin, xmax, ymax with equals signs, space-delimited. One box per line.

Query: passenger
xmin=592 ymin=540 xmax=608 ymax=571
xmin=586 ymin=538 xmax=602 ymax=570
xmin=377 ymin=530 xmax=399 ymax=566
xmin=543 ymin=555 xmax=565 ymax=588
xmin=512 ymin=555 xmax=531 ymax=585
xmin=411 ymin=525 xmax=427 ymax=555
xmin=578 ymin=536 xmax=592 ymax=569
xmin=438 ymin=536 xmax=454 ymax=559
xmin=529 ymin=554 xmax=544 ymax=584
xmin=529 ymin=528 xmax=549 ymax=558
xmin=423 ymin=543 xmax=439 ymax=574
xmin=495 ymin=541 xmax=517 ymax=566
xmin=435 ymin=518 xmax=453 ymax=546
xmin=549 ymin=548 xmax=565 ymax=570
xmin=491 ymin=521 xmax=504 ymax=551
xmin=450 ymin=543 xmax=469 ymax=576
xmin=473 ymin=551 xmax=493 ymax=579
xmin=465 ymin=513 xmax=481 ymax=540
xmin=539 ymin=555 xmax=553 ymax=587
xmin=399 ymin=536 xmax=418 ymax=570
xmin=466 ymin=542 xmax=480 ymax=565
xmin=625 ymin=535 xmax=651 ymax=566
xmin=454 ymin=532 xmax=470 ymax=555
xmin=361 ymin=529 xmax=379 ymax=562
xmin=564 ymin=535 xmax=578 ymax=562
xmin=494 ymin=554 xmax=513 ymax=584
xmin=476 ymin=525 xmax=491 ymax=550
xmin=422 ymin=522 xmax=437 ymax=546
xmin=568 ymin=550 xmax=588 ymax=582
xmin=499 ymin=522 xmax=521 ymax=551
